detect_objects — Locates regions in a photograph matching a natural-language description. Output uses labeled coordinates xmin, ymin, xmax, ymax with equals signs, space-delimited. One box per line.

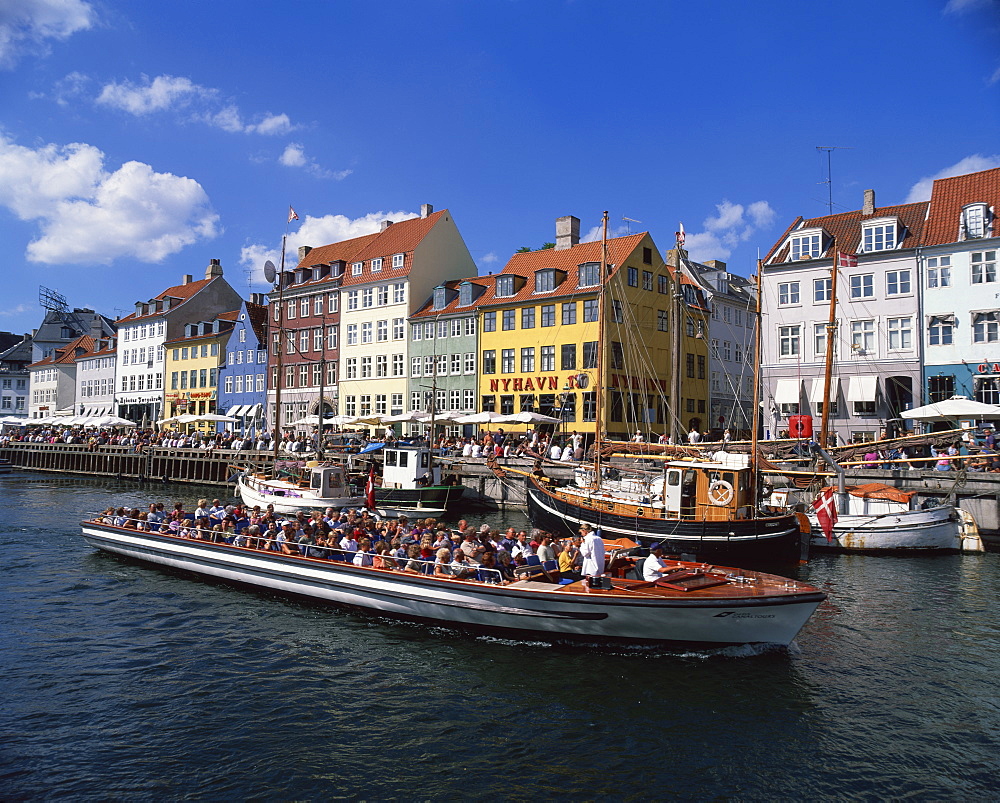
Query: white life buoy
xmin=708 ymin=479 xmax=734 ymax=506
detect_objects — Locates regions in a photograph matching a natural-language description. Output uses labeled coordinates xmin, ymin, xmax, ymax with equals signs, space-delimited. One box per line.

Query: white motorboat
xmin=237 ymin=463 xmax=362 ymax=515
xmin=807 ymin=483 xmax=983 ymax=553
xmin=80 ymin=518 xmax=826 ymax=648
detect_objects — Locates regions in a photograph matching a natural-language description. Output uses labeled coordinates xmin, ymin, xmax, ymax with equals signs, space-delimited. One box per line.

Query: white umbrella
xmin=191 ymin=413 xmax=239 ymax=423
xmin=902 ymin=395 xmax=1000 ymax=421
xmin=289 ymin=415 xmax=322 ymax=427
xmin=380 ymin=412 xmax=431 ymax=423
xmin=454 ymin=411 xmax=507 ymax=424
xmin=91 ymin=415 xmax=137 ymax=427
xmin=493 ymin=411 xmax=562 ymax=424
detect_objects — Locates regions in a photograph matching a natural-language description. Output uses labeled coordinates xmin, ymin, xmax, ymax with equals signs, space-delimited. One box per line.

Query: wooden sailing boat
xmin=524 ymin=215 xmax=804 ymax=566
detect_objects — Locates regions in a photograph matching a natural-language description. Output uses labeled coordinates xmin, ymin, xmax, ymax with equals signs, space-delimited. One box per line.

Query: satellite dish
xmin=263 ymin=260 xmax=276 ymax=284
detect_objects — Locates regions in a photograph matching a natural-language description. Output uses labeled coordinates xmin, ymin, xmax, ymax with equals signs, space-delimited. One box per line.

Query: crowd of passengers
xmin=97 ymin=500 xmax=590 ymax=585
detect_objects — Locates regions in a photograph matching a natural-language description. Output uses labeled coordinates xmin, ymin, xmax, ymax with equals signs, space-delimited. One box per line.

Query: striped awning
xmin=228 ymin=405 xmax=247 ymax=417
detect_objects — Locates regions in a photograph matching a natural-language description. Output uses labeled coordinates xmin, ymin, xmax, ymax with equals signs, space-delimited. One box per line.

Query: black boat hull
xmin=526 ymin=480 xmax=803 ymax=566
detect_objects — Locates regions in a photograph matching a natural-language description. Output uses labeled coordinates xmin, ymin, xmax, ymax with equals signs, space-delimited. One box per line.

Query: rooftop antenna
xmin=622 ymin=216 xmax=642 ymax=235
xmin=816 ymin=146 xmax=853 ymax=214
xmin=39 ymin=285 xmax=68 ymax=313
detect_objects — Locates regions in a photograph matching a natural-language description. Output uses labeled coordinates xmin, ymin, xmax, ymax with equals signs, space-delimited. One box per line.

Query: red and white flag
xmin=288 ymin=206 xmax=299 ymax=224
xmin=813 ymin=487 xmax=839 ymax=543
xmin=676 ymin=221 xmax=686 ymax=247
xmin=365 ymin=466 xmax=376 ymax=510
xmin=837 ymin=251 xmax=857 ymax=269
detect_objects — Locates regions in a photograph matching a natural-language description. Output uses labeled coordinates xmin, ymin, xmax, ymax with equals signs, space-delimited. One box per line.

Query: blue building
xmin=217 ymin=296 xmax=269 ymax=436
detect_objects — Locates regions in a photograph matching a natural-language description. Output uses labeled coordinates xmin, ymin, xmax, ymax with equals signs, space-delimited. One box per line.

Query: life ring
xmin=708 ymin=479 xmax=734 ymax=506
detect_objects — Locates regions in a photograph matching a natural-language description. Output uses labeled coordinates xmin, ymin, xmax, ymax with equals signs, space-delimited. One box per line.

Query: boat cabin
xmin=381 ymin=446 xmax=441 ymax=489
xmin=306 ymin=462 xmax=349 ymax=497
xmin=650 ymin=454 xmax=755 ymax=520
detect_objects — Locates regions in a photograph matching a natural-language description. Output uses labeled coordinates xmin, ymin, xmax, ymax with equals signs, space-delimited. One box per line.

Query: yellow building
xmin=163 ymin=313 xmax=236 ymax=432
xmin=477 ymin=216 xmax=711 ymax=442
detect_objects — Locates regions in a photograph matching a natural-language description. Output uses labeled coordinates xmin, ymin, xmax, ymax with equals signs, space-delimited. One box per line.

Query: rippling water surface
xmin=1 ymin=474 xmax=998 ymax=800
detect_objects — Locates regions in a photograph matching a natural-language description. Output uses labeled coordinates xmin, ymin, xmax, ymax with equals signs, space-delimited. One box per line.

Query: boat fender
xmin=708 ymin=479 xmax=734 ymax=506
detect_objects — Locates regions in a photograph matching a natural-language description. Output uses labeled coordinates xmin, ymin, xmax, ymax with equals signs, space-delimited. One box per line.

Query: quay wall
xmin=2 ymin=444 xmax=998 ymax=532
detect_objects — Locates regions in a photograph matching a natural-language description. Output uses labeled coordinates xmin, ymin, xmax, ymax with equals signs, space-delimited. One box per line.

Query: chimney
xmin=250 ymin=293 xmax=265 ymax=305
xmin=420 ymin=204 xmax=433 ymax=218
xmin=298 ymin=245 xmax=312 ymax=261
xmin=555 ymin=216 xmax=580 ymax=250
xmin=380 ymin=220 xmax=393 ymax=232
xmin=862 ymin=189 xmax=876 ymax=217
xmin=205 ymin=258 xmax=223 ymax=279
xmin=181 ymin=274 xmax=193 ymax=285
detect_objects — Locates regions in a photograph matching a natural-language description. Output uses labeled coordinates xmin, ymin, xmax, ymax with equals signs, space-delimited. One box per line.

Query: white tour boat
xmin=80 ymin=518 xmax=826 ymax=648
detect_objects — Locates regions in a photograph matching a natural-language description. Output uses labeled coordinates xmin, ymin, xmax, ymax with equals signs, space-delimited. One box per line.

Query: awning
xmin=773 ymin=379 xmax=801 ymax=404
xmin=810 ymin=377 xmax=840 ymax=403
xmin=848 ymin=376 xmax=878 ymax=402
xmin=228 ymin=405 xmax=246 ymax=417
xmin=245 ymin=404 xmax=262 ymax=418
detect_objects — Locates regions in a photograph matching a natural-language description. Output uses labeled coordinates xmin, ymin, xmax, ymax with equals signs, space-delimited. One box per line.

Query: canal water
xmin=1 ymin=474 xmax=998 ymax=800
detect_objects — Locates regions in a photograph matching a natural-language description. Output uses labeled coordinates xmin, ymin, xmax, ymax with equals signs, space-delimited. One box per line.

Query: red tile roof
xmin=28 ymin=334 xmax=95 ymax=368
xmin=245 ymin=302 xmax=269 ymax=343
xmin=477 ymin=234 xmax=650 ymax=307
xmin=923 ymin=166 xmax=1000 ymax=247
xmin=765 ymin=203 xmax=929 ymax=265
xmin=289 ymin=210 xmax=449 ymax=291
xmin=410 ymin=276 xmax=492 ymax=319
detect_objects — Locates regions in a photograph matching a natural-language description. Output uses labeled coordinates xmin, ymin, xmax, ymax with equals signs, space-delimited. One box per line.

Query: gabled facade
xmin=114 ymin=259 xmax=242 ymax=425
xmin=30 ymin=307 xmax=115 ymax=363
xmin=28 ymin=334 xmax=95 ymax=418
xmin=163 ymin=312 xmax=236 ymax=429
xmin=761 ymin=190 xmax=929 ymax=443
xmin=271 ymin=204 xmax=476 ymax=429
xmin=218 ymin=297 xmax=269 ymax=434
xmin=477 ymin=216 xmax=700 ymax=441
xmin=696 ymin=260 xmax=757 ymax=436
xmin=408 ymin=277 xmax=487 ymax=433
xmin=75 ymin=337 xmax=118 ymax=417
xmin=919 ymin=167 xmax=1000 ymax=410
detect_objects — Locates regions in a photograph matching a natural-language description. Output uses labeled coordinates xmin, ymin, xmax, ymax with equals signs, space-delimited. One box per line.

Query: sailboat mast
xmin=272 ymin=234 xmax=286 ymax=465
xmin=752 ymin=260 xmax=764 ymax=504
xmin=819 ymin=245 xmax=840 ymax=448
xmin=593 ymin=211 xmax=609 ymax=488
xmin=670 ymin=240 xmax=684 ymax=445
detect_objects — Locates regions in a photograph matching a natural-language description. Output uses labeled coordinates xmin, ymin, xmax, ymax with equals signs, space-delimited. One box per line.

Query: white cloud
xmin=943 ymin=0 xmax=992 ymax=13
xmin=684 ymin=199 xmax=776 ymax=262
xmin=96 ymin=74 xmax=203 ymax=115
xmin=0 ymin=303 xmax=32 ymax=318
xmin=278 ymin=142 xmax=351 ymax=180
xmin=279 ymin=143 xmax=307 ymax=168
xmin=0 ymin=0 xmax=93 ymax=69
xmin=241 ymin=210 xmax=419 ymax=282
xmin=905 ymin=154 xmax=1000 ymax=202
xmin=95 ymin=73 xmax=297 ymax=135
xmin=0 ymin=133 xmax=219 ymax=265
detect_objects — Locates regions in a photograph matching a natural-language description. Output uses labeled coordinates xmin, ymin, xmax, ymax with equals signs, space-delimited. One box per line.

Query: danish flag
xmin=813 ymin=487 xmax=839 ymax=543
xmin=837 ymin=251 xmax=857 ymax=269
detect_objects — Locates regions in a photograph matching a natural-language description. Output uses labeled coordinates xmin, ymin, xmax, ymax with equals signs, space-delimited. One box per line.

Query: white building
xmin=75 ymin=337 xmax=118 ymax=417
xmin=28 ymin=334 xmax=94 ymax=419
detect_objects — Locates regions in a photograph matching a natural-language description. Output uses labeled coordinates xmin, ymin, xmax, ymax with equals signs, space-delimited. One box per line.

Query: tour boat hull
xmin=809 ymin=505 xmax=966 ymax=553
xmin=526 ymin=478 xmax=804 ymax=566
xmin=80 ymin=521 xmax=825 ymax=648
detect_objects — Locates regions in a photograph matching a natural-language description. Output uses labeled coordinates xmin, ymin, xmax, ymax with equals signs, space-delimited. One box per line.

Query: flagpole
xmin=272 ymin=206 xmax=299 ymax=467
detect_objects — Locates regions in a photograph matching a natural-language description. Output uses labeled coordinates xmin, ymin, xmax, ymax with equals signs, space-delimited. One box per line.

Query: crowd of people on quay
xmin=96 ymin=500 xmax=614 ymax=585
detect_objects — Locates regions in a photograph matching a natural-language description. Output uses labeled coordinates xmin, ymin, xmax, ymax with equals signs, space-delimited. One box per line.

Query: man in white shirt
xmin=642 ymin=543 xmax=675 ymax=582
xmin=579 ymin=523 xmax=605 ymax=578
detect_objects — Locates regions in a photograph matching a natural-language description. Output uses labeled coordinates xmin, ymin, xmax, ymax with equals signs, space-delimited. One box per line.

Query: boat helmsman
xmin=579 ymin=523 xmax=605 ymax=578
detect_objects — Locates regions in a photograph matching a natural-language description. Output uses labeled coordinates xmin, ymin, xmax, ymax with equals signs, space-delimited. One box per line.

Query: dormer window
xmin=433 ymin=287 xmax=447 ymax=310
xmin=534 ymin=269 xmax=558 ymax=293
xmin=790 ymin=229 xmax=822 ymax=260
xmin=392 ymin=253 xmax=405 ymax=269
xmin=495 ymin=275 xmax=516 ymax=298
xmin=578 ymin=262 xmax=600 ymax=287
xmin=861 ymin=218 xmax=898 ymax=252
xmin=371 ymin=257 xmax=383 ymax=272
xmin=351 ymin=262 xmax=363 ymax=276
xmin=962 ymin=203 xmax=991 ymax=240
xmin=459 ymin=283 xmax=472 ymax=307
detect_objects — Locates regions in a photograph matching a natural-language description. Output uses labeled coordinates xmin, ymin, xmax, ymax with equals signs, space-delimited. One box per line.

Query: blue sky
xmin=1 ymin=0 xmax=999 ymax=335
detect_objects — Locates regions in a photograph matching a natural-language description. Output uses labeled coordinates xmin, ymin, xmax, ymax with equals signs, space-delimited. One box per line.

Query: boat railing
xmin=90 ymin=516 xmax=508 ymax=583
